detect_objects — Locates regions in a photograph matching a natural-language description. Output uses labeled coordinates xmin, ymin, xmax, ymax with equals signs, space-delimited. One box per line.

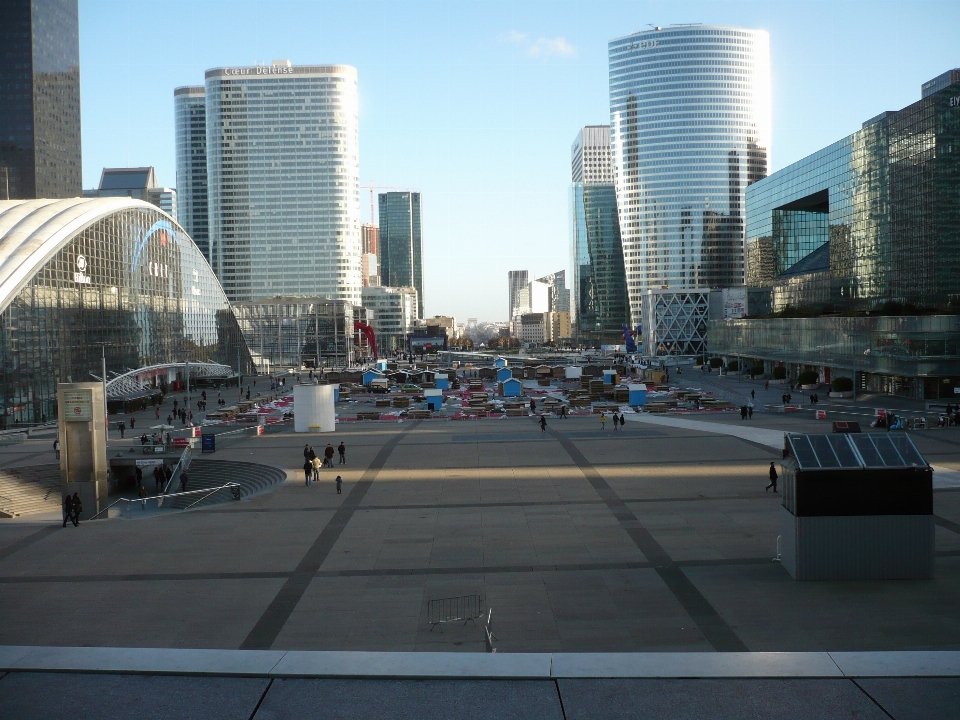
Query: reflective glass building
xmin=608 ymin=25 xmax=770 ymax=324
xmin=570 ymin=125 xmax=629 ymax=346
xmin=174 ymin=86 xmax=210 ymax=262
xmin=378 ymin=192 xmax=423 ymax=318
xmin=710 ymin=71 xmax=960 ymax=398
xmin=188 ymin=62 xmax=362 ymax=305
xmin=0 ymin=0 xmax=82 ymax=200
xmin=0 ymin=198 xmax=253 ymax=427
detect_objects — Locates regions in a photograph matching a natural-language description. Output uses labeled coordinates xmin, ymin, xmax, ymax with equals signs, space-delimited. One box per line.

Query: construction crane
xmin=358 ymin=184 xmax=418 ymax=225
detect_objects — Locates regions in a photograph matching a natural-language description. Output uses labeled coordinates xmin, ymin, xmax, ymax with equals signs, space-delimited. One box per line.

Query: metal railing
xmin=162 ymin=445 xmax=192 ymax=494
xmin=88 ymin=482 xmax=242 ymax=520
xmin=427 ymin=594 xmax=483 ymax=632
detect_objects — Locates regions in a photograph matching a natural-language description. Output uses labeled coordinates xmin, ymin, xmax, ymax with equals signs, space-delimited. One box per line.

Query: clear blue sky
xmin=78 ymin=0 xmax=959 ymax=321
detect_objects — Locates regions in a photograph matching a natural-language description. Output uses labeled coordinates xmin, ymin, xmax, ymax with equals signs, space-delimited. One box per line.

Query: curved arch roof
xmin=0 ymin=197 xmax=189 ymax=315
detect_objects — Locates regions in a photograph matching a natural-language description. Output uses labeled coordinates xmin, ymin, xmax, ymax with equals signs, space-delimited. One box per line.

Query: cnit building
xmin=710 ymin=70 xmax=960 ymax=400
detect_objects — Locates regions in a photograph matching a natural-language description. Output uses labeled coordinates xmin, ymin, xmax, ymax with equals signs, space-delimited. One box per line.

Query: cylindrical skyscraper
xmin=609 ymin=25 xmax=770 ymax=324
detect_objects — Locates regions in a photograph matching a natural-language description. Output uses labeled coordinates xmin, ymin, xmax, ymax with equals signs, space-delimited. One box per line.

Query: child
xmin=335 ymin=475 xmax=343 ymax=495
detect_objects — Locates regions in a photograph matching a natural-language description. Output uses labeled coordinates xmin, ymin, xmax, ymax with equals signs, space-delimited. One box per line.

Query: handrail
xmin=163 ymin=445 xmax=192 ymax=494
xmin=90 ymin=483 xmax=242 ymax=520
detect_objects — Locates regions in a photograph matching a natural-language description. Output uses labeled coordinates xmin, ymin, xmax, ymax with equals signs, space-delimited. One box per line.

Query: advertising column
xmin=57 ymin=383 xmax=108 ymax=519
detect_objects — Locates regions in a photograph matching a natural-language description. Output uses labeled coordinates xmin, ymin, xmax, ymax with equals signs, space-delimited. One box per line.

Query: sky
xmin=78 ymin=0 xmax=960 ymax=322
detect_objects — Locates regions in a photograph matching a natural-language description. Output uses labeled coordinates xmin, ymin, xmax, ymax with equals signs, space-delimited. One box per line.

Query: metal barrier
xmin=162 ymin=445 xmax=192 ymax=495
xmin=427 ymin=594 xmax=483 ymax=632
xmin=89 ymin=483 xmax=242 ymax=520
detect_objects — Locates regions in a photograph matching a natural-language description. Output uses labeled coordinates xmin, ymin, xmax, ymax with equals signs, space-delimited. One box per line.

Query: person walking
xmin=747 ymin=401 xmax=754 ymax=419
xmin=335 ymin=475 xmax=343 ymax=494
xmin=130 ymin=417 xmax=136 ymax=430
xmin=539 ymin=415 xmax=547 ymax=434
xmin=750 ymin=389 xmax=755 ymax=400
xmin=53 ymin=438 xmax=60 ymax=460
xmin=766 ymin=462 xmax=778 ymax=492
xmin=118 ymin=421 xmax=125 ymax=439
xmin=600 ymin=412 xmax=607 ymax=430
xmin=71 ymin=492 xmax=82 ymax=525
xmin=338 ymin=441 xmax=346 ymax=465
xmin=740 ymin=405 xmax=748 ymax=420
xmin=303 ymin=444 xmax=311 ymax=463
xmin=312 ymin=455 xmax=321 ymax=484
xmin=324 ymin=444 xmax=335 ymax=468
xmin=62 ymin=493 xmax=76 ymax=527
xmin=139 ymin=483 xmax=147 ymax=509
xmin=154 ymin=466 xmax=163 ymax=492
xmin=155 ymin=406 xmax=160 ymax=420
xmin=135 ymin=466 xmax=143 ymax=489
xmin=179 ymin=470 xmax=189 ymax=493
xmin=764 ymin=380 xmax=770 ymax=391
xmin=303 ymin=458 xmax=312 ymax=486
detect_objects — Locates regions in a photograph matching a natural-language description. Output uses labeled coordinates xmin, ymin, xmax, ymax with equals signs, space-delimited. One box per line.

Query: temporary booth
xmin=628 ymin=384 xmax=647 ymax=406
xmin=424 ymin=389 xmax=443 ymax=410
xmin=435 ymin=376 xmax=450 ymax=390
xmin=779 ymin=433 xmax=933 ymax=580
xmin=376 ymin=360 xmax=388 ymax=371
xmin=294 ymin=384 xmax=336 ymax=433
xmin=496 ymin=367 xmax=512 ymax=383
xmin=602 ymin=369 xmax=618 ymax=385
xmin=499 ymin=378 xmax=522 ymax=397
xmin=564 ymin=366 xmax=582 ymax=379
xmin=494 ymin=357 xmax=508 ymax=368
xmin=363 ymin=370 xmax=386 ymax=386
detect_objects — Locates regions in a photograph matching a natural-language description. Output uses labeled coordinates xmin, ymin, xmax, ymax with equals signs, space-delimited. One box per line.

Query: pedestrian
xmin=766 ymin=462 xmax=778 ymax=492
xmin=154 ymin=466 xmax=163 ymax=492
xmin=751 ymin=389 xmax=755 ymax=400
xmin=338 ymin=441 xmax=346 ymax=464
xmin=740 ymin=405 xmax=748 ymax=420
xmin=335 ymin=475 xmax=343 ymax=494
xmin=764 ymin=380 xmax=770 ymax=391
xmin=747 ymin=402 xmax=754 ymax=419
xmin=179 ymin=471 xmax=188 ymax=493
xmin=539 ymin=415 xmax=547 ymax=433
xmin=62 ymin=493 xmax=76 ymax=527
xmin=530 ymin=399 xmax=536 ymax=413
xmin=53 ymin=438 xmax=60 ymax=460
xmin=155 ymin=406 xmax=160 ymax=419
xmin=312 ymin=455 xmax=321 ymax=483
xmin=139 ymin=483 xmax=147 ymax=509
xmin=135 ymin=466 xmax=143 ymax=488
xmin=324 ymin=444 xmax=335 ymax=468
xmin=600 ymin=412 xmax=607 ymax=430
xmin=303 ymin=458 xmax=312 ymax=486
xmin=71 ymin=492 xmax=82 ymax=524
xmin=303 ymin=443 xmax=311 ymax=461
xmin=118 ymin=421 xmax=125 ymax=439
xmin=561 ymin=405 xmax=567 ymax=419
xmin=618 ymin=413 xmax=625 ymax=430
xmin=167 ymin=414 xmax=173 ymax=425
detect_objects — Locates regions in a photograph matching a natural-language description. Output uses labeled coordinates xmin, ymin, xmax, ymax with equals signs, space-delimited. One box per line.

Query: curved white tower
xmin=204 ymin=62 xmax=361 ymax=305
xmin=609 ymin=25 xmax=771 ymax=323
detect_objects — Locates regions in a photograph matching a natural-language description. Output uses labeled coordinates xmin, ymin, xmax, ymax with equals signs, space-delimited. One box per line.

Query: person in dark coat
xmin=71 ymin=492 xmax=82 ymax=524
xmin=303 ymin=459 xmax=312 ymax=486
xmin=62 ymin=494 xmax=76 ymax=527
xmin=324 ymin=444 xmax=335 ymax=468
xmin=338 ymin=442 xmax=346 ymax=465
xmin=766 ymin=462 xmax=778 ymax=492
xmin=335 ymin=475 xmax=342 ymax=494
xmin=539 ymin=415 xmax=547 ymax=433
xmin=179 ymin=471 xmax=189 ymax=493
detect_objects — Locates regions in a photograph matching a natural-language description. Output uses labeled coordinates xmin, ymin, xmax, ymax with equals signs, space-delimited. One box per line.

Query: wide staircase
xmin=168 ymin=459 xmax=287 ymax=510
xmin=0 ymin=465 xmax=63 ymax=518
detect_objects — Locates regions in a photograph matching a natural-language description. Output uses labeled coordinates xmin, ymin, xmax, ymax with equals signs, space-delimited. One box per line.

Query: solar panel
xmin=789 ymin=433 xmax=929 ymax=469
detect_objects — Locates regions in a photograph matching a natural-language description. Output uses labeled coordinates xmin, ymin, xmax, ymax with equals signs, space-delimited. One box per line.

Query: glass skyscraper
xmin=174 ymin=86 xmax=209 ymax=262
xmin=378 ymin=191 xmax=423 ymax=318
xmin=179 ymin=61 xmax=362 ymax=305
xmin=608 ymin=25 xmax=770 ymax=324
xmin=0 ymin=0 xmax=82 ymax=200
xmin=570 ymin=125 xmax=629 ymax=346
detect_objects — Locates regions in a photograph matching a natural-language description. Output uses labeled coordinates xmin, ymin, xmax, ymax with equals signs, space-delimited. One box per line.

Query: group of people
xmin=61 ymin=492 xmax=83 ymax=527
xmin=302 ymin=442 xmax=346 ymax=487
xmin=599 ymin=412 xmax=627 ymax=430
xmin=739 ymin=402 xmax=755 ymax=419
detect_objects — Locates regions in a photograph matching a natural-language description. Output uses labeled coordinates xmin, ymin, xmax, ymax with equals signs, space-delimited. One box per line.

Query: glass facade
xmin=0 ymin=199 xmax=253 ymax=428
xmin=0 ymin=0 xmax=82 ymax=200
xmin=608 ymin=25 xmax=770 ymax=325
xmin=174 ymin=87 xmax=209 ymax=262
xmin=231 ymin=298 xmax=358 ymax=370
xmin=378 ymin=192 xmax=423 ymax=318
xmin=744 ymin=75 xmax=960 ymax=312
xmin=202 ymin=64 xmax=362 ymax=305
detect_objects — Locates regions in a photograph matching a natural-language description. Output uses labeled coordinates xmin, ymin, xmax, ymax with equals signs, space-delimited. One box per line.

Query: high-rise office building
xmin=361 ymin=223 xmax=379 ymax=286
xmin=378 ymin=191 xmax=422 ymax=318
xmin=609 ymin=25 xmax=770 ymax=324
xmin=571 ymin=126 xmax=629 ymax=346
xmin=174 ymin=86 xmax=209 ymax=261
xmin=507 ymin=270 xmax=528 ymax=321
xmin=0 ymin=0 xmax=82 ymax=199
xmin=86 ymin=166 xmax=177 ymax=220
xmin=180 ymin=60 xmax=361 ymax=304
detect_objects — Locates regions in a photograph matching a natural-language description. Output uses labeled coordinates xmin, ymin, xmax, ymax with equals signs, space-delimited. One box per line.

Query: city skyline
xmin=76 ymin=0 xmax=960 ymax=320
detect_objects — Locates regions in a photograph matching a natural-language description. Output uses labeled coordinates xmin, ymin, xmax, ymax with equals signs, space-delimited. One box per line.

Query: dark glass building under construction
xmin=0 ymin=198 xmax=253 ymax=427
xmin=378 ymin=191 xmax=423 ymax=319
xmin=710 ymin=70 xmax=960 ymax=398
xmin=570 ymin=126 xmax=629 ymax=347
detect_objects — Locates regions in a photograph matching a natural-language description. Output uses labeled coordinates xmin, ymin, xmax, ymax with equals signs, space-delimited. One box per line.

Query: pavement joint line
xmin=546 ymin=426 xmax=750 ymax=653
xmin=0 ymin=525 xmax=59 ymax=562
xmin=239 ymin=421 xmax=421 ymax=651
xmin=3 ymin=647 xmax=960 ymax=678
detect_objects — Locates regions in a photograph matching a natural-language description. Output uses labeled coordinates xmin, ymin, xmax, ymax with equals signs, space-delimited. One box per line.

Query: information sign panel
xmin=62 ymin=389 xmax=93 ymax=422
xmin=201 ymin=434 xmax=216 ymax=454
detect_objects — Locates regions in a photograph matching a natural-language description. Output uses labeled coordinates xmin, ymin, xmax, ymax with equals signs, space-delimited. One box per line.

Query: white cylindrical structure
xmin=294 ymin=384 xmax=336 ymax=433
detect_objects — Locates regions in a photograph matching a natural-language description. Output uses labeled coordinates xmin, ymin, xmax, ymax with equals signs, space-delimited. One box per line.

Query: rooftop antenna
xmin=647 ymin=24 xmax=661 ymax=30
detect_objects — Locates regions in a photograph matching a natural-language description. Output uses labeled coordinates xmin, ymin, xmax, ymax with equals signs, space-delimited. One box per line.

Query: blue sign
xmin=201 ymin=434 xmax=216 ymax=454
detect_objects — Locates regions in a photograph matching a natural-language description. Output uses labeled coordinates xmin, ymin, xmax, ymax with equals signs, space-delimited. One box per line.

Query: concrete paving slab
xmin=830 ymin=651 xmax=960 ymax=677
xmin=0 ymin=672 xmax=269 ymax=720
xmin=270 ymin=650 xmax=552 ymax=678
xmin=557 ymin=678 xmax=888 ymax=720
xmin=551 ymin=652 xmax=842 ymax=678
xmin=624 ymin=413 xmax=785 ymax=449
xmin=0 ymin=646 xmax=286 ymax=675
xmin=856 ymin=678 xmax=960 ymax=720
xmin=252 ymin=678 xmax=564 ymax=720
